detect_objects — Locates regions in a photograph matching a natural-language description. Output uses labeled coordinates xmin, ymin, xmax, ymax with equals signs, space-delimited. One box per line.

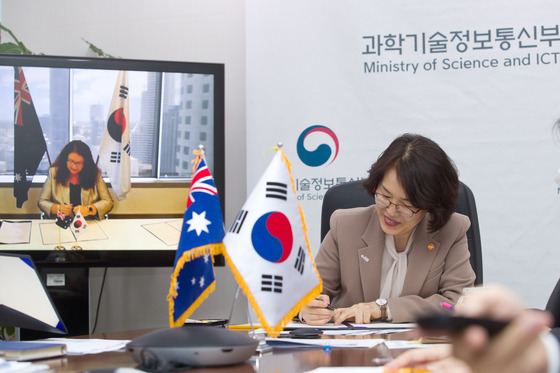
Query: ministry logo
xmin=296 ymin=125 xmax=339 ymax=167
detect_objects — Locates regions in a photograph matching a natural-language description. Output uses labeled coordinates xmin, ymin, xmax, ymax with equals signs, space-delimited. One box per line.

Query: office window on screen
xmin=0 ymin=67 xmax=215 ymax=180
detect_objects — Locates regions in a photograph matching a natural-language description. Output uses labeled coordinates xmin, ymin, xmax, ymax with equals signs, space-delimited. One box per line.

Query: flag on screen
xmin=55 ymin=210 xmax=72 ymax=229
xmin=222 ymin=148 xmax=322 ymax=337
xmin=99 ymin=70 xmax=131 ymax=200
xmin=13 ymin=66 xmax=47 ymax=208
xmin=168 ymin=150 xmax=225 ymax=327
xmin=71 ymin=211 xmax=88 ymax=237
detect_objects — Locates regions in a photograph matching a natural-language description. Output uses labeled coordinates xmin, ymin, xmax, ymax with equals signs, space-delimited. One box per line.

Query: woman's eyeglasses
xmin=374 ymin=192 xmax=421 ymax=218
xmin=67 ymin=159 xmax=84 ymax=166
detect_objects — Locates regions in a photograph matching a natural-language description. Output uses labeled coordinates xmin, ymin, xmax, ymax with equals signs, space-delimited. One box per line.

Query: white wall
xmin=1 ymin=0 xmax=247 ymax=332
xmin=244 ymin=0 xmax=560 ymax=310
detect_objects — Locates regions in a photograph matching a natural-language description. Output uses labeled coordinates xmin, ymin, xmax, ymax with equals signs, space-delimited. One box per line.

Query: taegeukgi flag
xmin=168 ymin=150 xmax=225 ymax=327
xmin=222 ymin=148 xmax=322 ymax=337
xmin=99 ymin=70 xmax=131 ymax=200
xmin=71 ymin=211 xmax=88 ymax=237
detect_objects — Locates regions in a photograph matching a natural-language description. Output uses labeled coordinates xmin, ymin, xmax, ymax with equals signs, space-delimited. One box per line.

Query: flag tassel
xmin=168 ymin=243 xmax=223 ymax=299
xmin=169 ymin=282 xmax=216 ymax=328
xmin=168 ymin=243 xmax=224 ymax=327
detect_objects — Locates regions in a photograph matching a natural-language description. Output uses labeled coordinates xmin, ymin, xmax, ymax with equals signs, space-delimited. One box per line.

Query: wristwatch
xmin=376 ymin=298 xmax=388 ymax=321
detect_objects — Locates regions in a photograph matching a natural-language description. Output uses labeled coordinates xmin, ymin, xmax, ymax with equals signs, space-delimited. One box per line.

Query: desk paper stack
xmin=0 ymin=221 xmax=32 ymax=244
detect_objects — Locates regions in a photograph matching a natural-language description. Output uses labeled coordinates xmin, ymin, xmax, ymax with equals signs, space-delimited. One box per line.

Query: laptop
xmin=0 ymin=252 xmax=67 ymax=335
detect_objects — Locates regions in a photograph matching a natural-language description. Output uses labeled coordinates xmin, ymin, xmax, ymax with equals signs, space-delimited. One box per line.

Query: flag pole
xmin=71 ymin=236 xmax=82 ymax=251
xmin=226 ymin=285 xmax=241 ymax=329
xmin=55 ymin=226 xmax=65 ymax=251
xmin=45 ymin=147 xmax=52 ymax=167
xmin=230 ymin=283 xmax=271 ymax=352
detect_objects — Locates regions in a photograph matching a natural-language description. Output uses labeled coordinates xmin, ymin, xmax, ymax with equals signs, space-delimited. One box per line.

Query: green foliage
xmin=82 ymin=38 xmax=118 ymax=58
xmin=0 ymin=23 xmax=36 ymax=54
xmin=0 ymin=23 xmax=116 ymax=58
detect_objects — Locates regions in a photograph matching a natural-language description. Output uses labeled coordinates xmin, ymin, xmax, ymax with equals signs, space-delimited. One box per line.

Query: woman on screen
xmin=300 ymin=133 xmax=475 ymax=325
xmin=38 ymin=140 xmax=113 ymax=220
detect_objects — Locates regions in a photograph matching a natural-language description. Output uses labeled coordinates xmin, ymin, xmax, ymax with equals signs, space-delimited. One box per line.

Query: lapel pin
xmin=427 ymin=243 xmax=435 ymax=251
xmin=360 ymin=254 xmax=370 ymax=262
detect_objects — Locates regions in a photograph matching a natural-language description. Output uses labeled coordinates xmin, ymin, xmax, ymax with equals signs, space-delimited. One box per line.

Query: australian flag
xmin=56 ymin=210 xmax=72 ymax=229
xmin=13 ymin=67 xmax=47 ymax=208
xmin=168 ymin=151 xmax=225 ymax=327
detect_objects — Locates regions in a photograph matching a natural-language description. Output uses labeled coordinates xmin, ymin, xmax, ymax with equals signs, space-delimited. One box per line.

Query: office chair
xmin=546 ymin=278 xmax=560 ymax=328
xmin=320 ymin=180 xmax=483 ymax=285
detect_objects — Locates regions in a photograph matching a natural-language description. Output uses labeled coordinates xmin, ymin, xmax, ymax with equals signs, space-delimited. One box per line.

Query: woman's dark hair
xmin=52 ymin=140 xmax=100 ymax=189
xmin=363 ymin=133 xmax=459 ymax=233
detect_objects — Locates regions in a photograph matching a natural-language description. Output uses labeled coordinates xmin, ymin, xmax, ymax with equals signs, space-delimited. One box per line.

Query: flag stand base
xmin=71 ymin=245 xmax=83 ymax=250
xmin=54 ymin=245 xmax=66 ymax=250
xmin=227 ymin=285 xmax=272 ymax=353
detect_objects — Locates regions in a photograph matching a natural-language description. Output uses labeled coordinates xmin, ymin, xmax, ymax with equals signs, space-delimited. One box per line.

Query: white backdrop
xmin=246 ymin=0 xmax=560 ymax=308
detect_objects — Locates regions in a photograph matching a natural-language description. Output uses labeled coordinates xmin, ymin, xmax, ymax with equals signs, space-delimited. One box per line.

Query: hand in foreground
xmin=453 ymin=285 xmax=552 ymax=373
xmin=384 ymin=345 xmax=473 ymax=373
xmin=385 ymin=285 xmax=553 ymax=373
xmin=333 ymin=301 xmax=381 ymax=325
xmin=452 ymin=308 xmax=551 ymax=373
xmin=299 ymin=294 xmax=333 ymax=326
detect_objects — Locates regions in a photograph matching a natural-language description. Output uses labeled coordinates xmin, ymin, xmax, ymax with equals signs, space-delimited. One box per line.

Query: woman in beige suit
xmin=38 ymin=140 xmax=113 ymax=220
xmin=301 ymin=133 xmax=475 ymax=325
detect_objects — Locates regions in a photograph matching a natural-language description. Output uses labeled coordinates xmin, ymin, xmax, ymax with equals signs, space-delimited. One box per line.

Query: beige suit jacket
xmin=38 ymin=167 xmax=114 ymax=219
xmin=316 ymin=205 xmax=475 ymax=323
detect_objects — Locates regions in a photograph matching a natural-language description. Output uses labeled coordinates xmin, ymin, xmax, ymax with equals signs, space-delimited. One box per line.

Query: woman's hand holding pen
xmin=300 ymin=294 xmax=334 ymax=325
xmin=54 ymin=203 xmax=73 ymax=216
xmin=333 ymin=301 xmax=382 ymax=325
xmin=74 ymin=204 xmax=97 ymax=217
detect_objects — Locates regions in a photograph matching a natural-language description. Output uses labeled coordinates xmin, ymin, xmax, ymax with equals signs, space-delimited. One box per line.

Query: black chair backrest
xmin=546 ymin=278 xmax=560 ymax=328
xmin=320 ymin=180 xmax=483 ymax=285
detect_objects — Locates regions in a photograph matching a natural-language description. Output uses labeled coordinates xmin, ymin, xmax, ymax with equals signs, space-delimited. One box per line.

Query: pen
xmin=316 ymin=297 xmax=335 ymax=310
xmin=440 ymin=301 xmax=455 ymax=311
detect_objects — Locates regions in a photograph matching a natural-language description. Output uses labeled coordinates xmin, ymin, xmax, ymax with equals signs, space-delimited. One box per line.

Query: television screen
xmin=0 ymin=54 xmax=225 ymax=267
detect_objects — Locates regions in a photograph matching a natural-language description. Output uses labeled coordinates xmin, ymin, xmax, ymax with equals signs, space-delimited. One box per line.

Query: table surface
xmin=34 ymin=327 xmax=419 ymax=373
xmin=1 ymin=218 xmax=182 ymax=252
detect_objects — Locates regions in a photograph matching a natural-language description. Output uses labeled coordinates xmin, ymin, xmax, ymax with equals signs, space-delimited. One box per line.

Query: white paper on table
xmin=321 ymin=328 xmax=412 ymax=336
xmin=42 ymin=338 xmax=130 ymax=355
xmin=384 ymin=340 xmax=449 ymax=349
xmin=264 ymin=337 xmax=385 ymax=349
xmin=0 ymin=220 xmax=32 ymax=244
xmin=286 ymin=321 xmax=416 ymax=329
